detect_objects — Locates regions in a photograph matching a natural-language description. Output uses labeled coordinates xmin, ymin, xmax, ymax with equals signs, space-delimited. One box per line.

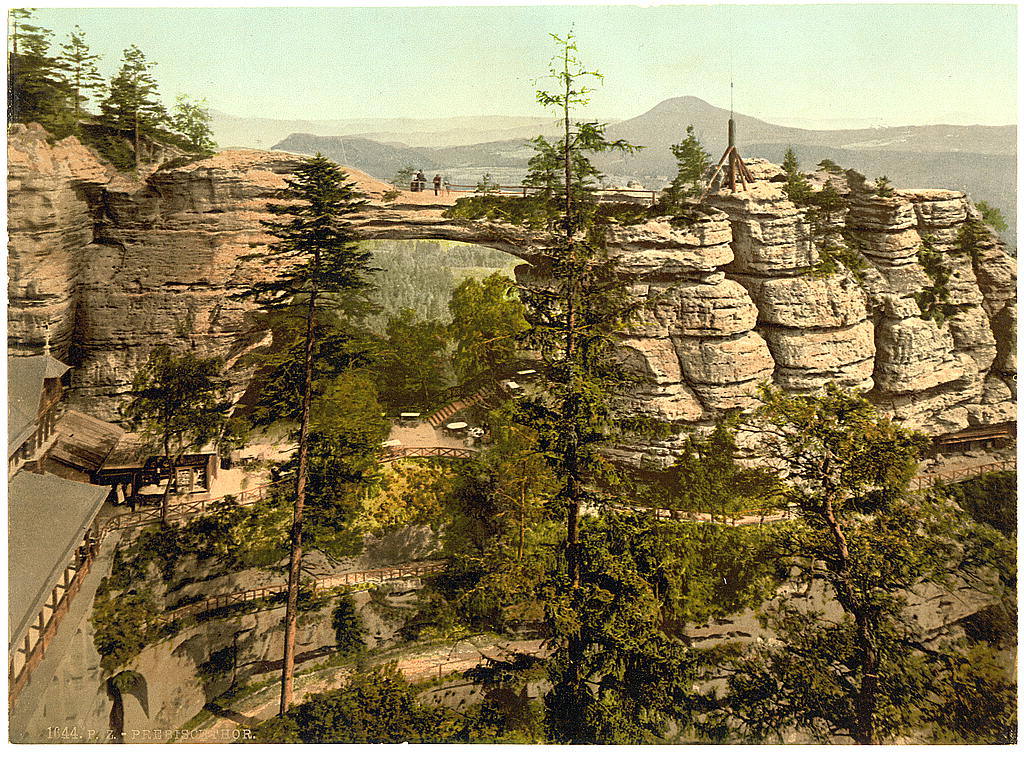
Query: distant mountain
xmin=601 ymin=97 xmax=1016 ymax=241
xmin=211 ymin=110 xmax=561 ymax=150
xmin=269 ymin=96 xmax=1017 ymax=243
xmin=605 ymin=96 xmax=1015 ymax=162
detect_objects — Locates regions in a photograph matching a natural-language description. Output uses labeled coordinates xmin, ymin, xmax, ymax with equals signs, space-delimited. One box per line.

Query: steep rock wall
xmin=7 ymin=124 xmax=111 ymax=359
xmin=6 ymin=134 xmax=1015 ymax=435
xmin=712 ymin=164 xmax=1015 ymax=436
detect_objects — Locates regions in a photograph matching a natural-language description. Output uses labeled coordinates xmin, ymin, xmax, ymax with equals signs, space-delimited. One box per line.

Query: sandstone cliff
xmin=7 ymin=128 xmax=1015 ymax=438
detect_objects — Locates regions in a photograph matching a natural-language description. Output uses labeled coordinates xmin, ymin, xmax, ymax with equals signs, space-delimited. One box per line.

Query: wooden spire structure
xmin=702 ymin=104 xmax=755 ymax=200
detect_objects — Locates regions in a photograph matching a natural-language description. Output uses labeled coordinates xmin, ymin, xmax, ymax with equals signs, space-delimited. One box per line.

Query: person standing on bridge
xmin=433 ymin=174 xmax=442 ymax=196
xmin=415 ymin=170 xmax=427 ymax=192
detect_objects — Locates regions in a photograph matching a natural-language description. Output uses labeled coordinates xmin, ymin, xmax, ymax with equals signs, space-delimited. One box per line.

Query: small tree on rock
xmin=99 ymin=45 xmax=169 ymax=162
xmin=664 ymin=125 xmax=710 ymax=205
xmin=171 ymin=94 xmax=216 ymax=153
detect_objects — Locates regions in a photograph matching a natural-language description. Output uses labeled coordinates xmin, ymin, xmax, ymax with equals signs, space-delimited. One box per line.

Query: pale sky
xmin=18 ymin=2 xmax=1019 ymax=129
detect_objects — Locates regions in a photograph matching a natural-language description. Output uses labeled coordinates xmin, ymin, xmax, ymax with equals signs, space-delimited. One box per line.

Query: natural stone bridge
xmin=6 ymin=131 xmax=1016 ymax=445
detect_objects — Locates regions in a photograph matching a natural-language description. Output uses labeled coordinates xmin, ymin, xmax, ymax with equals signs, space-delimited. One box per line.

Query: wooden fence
xmin=381 ymin=446 xmax=476 ymax=463
xmin=443 ymin=183 xmax=658 ymax=205
xmin=157 ymin=561 xmax=448 ymax=625
xmin=9 ymin=541 xmax=97 ymax=706
xmin=909 ymin=458 xmax=1014 ymax=491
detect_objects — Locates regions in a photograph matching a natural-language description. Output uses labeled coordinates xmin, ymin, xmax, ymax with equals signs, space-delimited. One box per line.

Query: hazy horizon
xmin=24 ymin=4 xmax=1017 ymax=132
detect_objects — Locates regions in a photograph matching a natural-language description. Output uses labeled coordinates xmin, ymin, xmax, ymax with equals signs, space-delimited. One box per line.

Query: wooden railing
xmin=442 ymin=184 xmax=658 ymax=205
xmin=381 ymin=446 xmax=476 ymax=463
xmin=9 ymin=541 xmax=97 ymax=706
xmin=157 ymin=560 xmax=448 ymax=625
xmin=101 ymin=478 xmax=291 ymax=536
xmin=909 ymin=458 xmax=1015 ymax=491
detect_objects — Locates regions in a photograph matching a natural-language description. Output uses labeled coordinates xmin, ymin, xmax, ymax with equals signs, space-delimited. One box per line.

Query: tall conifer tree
xmin=99 ymin=45 xmax=168 ymax=160
xmin=56 ymin=25 xmax=104 ymax=122
xmin=243 ymin=154 xmax=375 ymax=714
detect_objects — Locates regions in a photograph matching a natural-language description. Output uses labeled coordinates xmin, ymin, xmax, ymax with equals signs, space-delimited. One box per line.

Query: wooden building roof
xmin=48 ymin=410 xmax=126 ymax=473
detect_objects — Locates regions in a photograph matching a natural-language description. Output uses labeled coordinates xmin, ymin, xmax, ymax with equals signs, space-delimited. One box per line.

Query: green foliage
xmin=975 ymin=200 xmax=1008 ymax=232
xmin=330 ymin=594 xmax=363 ymax=654
xmin=913 ymin=235 xmax=959 ymax=324
xmin=808 ymin=244 xmax=866 ymax=281
xmin=372 ymin=307 xmax=450 ymax=412
xmin=56 ymin=25 xmax=104 ymax=123
xmin=643 ymin=420 xmax=785 ymax=522
xmin=7 ymin=10 xmax=74 ymax=136
xmin=448 ymin=272 xmax=528 ymax=382
xmin=254 ymin=664 xmax=460 ymax=743
xmin=475 ymin=172 xmax=500 ymax=193
xmin=873 ymin=175 xmax=895 ymax=197
xmin=782 ymin=147 xmax=813 ymax=204
xmin=122 ymin=346 xmax=230 ymax=492
xmin=243 ymin=154 xmax=375 ymax=313
xmin=923 ymin=641 xmax=1017 ymax=743
xmin=433 ymin=409 xmax=560 ymax=631
xmin=817 ymin=158 xmax=843 ymax=173
xmin=171 ymin=93 xmax=216 ymax=153
xmin=541 ymin=511 xmax=719 ymax=743
xmin=663 ymin=124 xmax=710 ymax=206
xmin=91 ymin=587 xmax=163 ymax=672
xmin=99 ymin=45 xmax=169 ymax=140
xmin=443 ymin=193 xmax=550 ymax=229
xmin=956 ymin=215 xmax=992 ymax=268
xmin=722 ymin=385 xmax=1011 ymax=744
xmin=90 ymin=133 xmax=137 ymax=170
xmin=941 ymin=470 xmax=1016 ymax=537
xmin=390 ymin=165 xmax=415 ymax=188
xmin=271 ymin=371 xmax=388 ymax=556
xmin=244 ymin=312 xmax=376 ymax=426
xmin=355 ymin=459 xmax=457 ymax=536
xmin=361 ymin=239 xmax=518 ymax=332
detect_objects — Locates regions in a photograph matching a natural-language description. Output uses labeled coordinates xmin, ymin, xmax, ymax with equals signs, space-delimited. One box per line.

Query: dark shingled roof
xmin=8 ymin=471 xmax=109 ymax=649
xmin=49 ymin=410 xmax=126 ymax=473
xmin=8 ymin=355 xmax=70 ymax=451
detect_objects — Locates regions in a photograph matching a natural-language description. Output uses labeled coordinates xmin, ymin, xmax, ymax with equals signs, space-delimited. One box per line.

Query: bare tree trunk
xmin=279 ymin=273 xmax=318 ymax=716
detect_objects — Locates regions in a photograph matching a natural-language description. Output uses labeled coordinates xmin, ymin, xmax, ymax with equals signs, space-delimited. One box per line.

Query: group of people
xmin=410 ymin=170 xmax=445 ymax=195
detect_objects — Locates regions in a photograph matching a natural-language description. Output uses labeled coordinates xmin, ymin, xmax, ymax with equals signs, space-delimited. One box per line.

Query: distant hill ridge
xmin=266 ymin=96 xmax=1017 ymax=243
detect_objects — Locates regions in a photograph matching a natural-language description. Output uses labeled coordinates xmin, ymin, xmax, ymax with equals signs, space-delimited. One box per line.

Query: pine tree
xmin=241 ymin=154 xmax=376 ymax=715
xmin=517 ymin=32 xmax=699 ymax=744
xmin=782 ymin=147 xmax=812 ymax=204
xmin=99 ymin=45 xmax=169 ymax=161
xmin=665 ymin=125 xmax=710 ymax=205
xmin=171 ymin=94 xmax=216 ymax=153
xmin=7 ymin=9 xmax=72 ymax=134
xmin=56 ymin=25 xmax=104 ymax=122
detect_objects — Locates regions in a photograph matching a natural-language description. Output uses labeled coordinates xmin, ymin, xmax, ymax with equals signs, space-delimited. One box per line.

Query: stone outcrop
xmin=6 ymin=130 xmax=1015 ymax=438
xmin=7 ymin=124 xmax=111 ymax=358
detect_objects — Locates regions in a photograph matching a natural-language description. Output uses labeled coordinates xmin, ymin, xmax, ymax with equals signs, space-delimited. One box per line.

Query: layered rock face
xmin=612 ymin=212 xmax=774 ymax=422
xmin=7 ymin=126 xmax=305 ymax=419
xmin=73 ymin=151 xmax=304 ymax=418
xmin=7 ymin=131 xmax=1015 ymax=437
xmin=7 ymin=124 xmax=110 ymax=358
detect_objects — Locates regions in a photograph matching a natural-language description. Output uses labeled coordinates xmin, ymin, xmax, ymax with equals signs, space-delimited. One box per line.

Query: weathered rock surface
xmin=7 ymin=124 xmax=111 ymax=358
xmin=6 ymin=132 xmax=1015 ymax=438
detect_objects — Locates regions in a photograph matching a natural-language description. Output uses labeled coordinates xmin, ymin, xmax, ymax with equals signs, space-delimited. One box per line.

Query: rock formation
xmin=7 ymin=127 xmax=1015 ymax=439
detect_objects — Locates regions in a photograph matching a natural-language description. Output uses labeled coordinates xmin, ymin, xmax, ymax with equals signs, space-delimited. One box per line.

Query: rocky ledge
xmin=6 ymin=130 xmax=1015 ymax=442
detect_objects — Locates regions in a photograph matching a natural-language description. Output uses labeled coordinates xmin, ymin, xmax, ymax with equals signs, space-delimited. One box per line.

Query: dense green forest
xmin=364 ymin=240 xmax=518 ymax=330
